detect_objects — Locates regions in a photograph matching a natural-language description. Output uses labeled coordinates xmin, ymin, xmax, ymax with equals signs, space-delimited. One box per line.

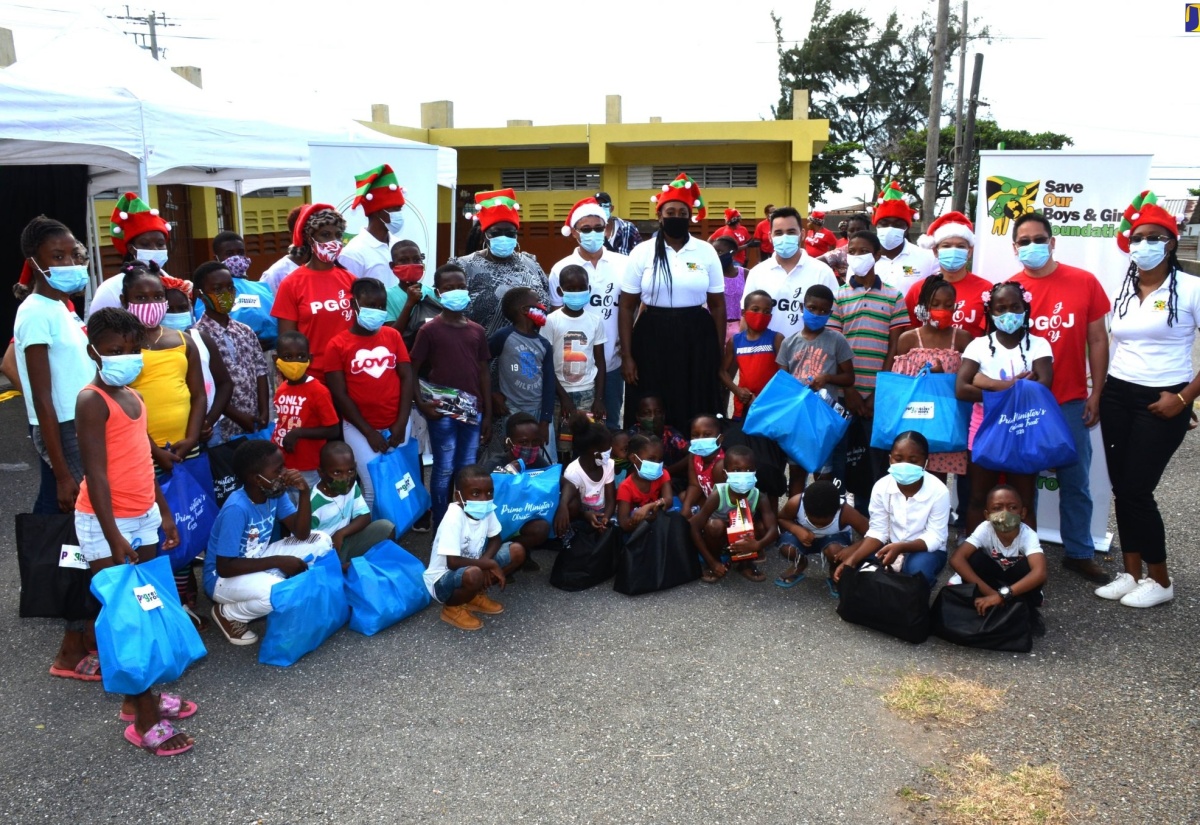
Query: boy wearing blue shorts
xmin=424 ymin=464 xmax=527 ymax=631
xmin=776 ymin=480 xmax=867 ymax=592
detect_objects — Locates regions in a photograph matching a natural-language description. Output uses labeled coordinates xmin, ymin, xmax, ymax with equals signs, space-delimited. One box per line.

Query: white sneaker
xmin=1094 ymin=573 xmax=1139 ymax=600
xmin=1119 ymin=578 xmax=1174 ymax=608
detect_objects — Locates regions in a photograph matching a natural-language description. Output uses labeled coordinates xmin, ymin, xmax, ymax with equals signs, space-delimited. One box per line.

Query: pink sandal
xmin=119 ymin=692 xmax=197 ymax=722
xmin=49 ymin=652 xmax=101 ymax=682
xmin=123 ymin=720 xmax=194 ymax=757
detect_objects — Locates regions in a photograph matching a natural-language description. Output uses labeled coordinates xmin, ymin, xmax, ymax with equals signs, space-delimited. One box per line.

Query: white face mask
xmin=877 ymin=226 xmax=906 ymax=251
xmin=135 ymin=247 xmax=169 ymax=268
xmin=846 ymin=253 xmax=875 ymax=278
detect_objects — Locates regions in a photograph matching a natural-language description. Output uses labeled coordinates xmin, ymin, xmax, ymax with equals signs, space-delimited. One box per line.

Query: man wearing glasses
xmin=594 ymin=191 xmax=642 ymax=256
xmin=1011 ymin=212 xmax=1111 ymax=584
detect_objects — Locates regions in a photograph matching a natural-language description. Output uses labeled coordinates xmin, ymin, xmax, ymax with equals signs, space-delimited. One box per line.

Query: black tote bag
xmin=836 ymin=564 xmax=930 ymax=643
xmin=16 ymin=513 xmax=98 ymax=620
xmin=613 ymin=511 xmax=701 ymax=596
xmin=931 ymin=583 xmax=1033 ymax=652
xmin=550 ymin=522 xmax=621 ymax=592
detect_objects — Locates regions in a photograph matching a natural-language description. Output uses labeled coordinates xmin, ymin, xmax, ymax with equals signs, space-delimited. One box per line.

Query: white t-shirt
xmin=621 ymin=236 xmax=724 ymax=308
xmin=742 ymin=253 xmax=839 ymax=339
xmin=1109 ymin=273 xmax=1200 ymax=386
xmin=339 ymin=229 xmax=398 ymax=289
xmin=796 ymin=497 xmax=847 ymax=537
xmin=262 ymin=256 xmax=300 ymax=294
xmin=541 ymin=308 xmax=608 ymax=389
xmin=13 ymin=294 xmax=93 ymax=425
xmin=873 ymin=241 xmax=938 ymax=296
xmin=965 ymin=521 xmax=1043 ymax=566
xmin=424 ymin=502 xmax=501 ymax=595
xmin=563 ymin=457 xmax=614 ymax=513
xmin=548 ymin=248 xmax=626 ymax=370
xmin=962 ymin=333 xmax=1053 ymax=381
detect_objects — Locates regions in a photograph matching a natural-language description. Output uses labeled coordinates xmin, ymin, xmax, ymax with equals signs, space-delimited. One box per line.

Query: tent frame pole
xmin=86 ymin=191 xmax=104 ymax=312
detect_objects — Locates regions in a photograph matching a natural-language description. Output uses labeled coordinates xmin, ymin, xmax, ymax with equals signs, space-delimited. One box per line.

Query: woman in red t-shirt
xmin=271 ymin=204 xmax=356 ymax=380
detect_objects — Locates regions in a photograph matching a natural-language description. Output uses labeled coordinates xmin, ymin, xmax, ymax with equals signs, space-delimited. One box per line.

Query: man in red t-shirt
xmin=717 ymin=209 xmax=752 ymax=266
xmin=1009 ymin=212 xmax=1111 ymax=582
xmin=903 ymin=212 xmax=990 ymax=338
xmin=750 ymin=203 xmax=774 ymax=265
xmin=803 ymin=211 xmax=838 ymax=257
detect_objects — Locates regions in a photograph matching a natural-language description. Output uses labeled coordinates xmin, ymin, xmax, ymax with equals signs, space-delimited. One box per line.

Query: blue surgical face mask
xmin=1017 ymin=242 xmax=1050 ymax=270
xmin=877 ymin=226 xmax=906 ymax=251
xmin=161 ymin=311 xmax=193 ymax=331
xmin=1129 ymin=239 xmax=1168 ymax=271
xmin=600 ymin=205 xmax=612 ymax=220
xmin=937 ymin=247 xmax=969 ymax=272
xmin=634 ymin=456 xmax=664 ymax=481
xmin=888 ymin=461 xmax=925 ymax=485
xmin=438 ymin=289 xmax=470 ymax=312
xmin=458 ymin=495 xmax=496 ymax=520
xmin=993 ymin=311 xmax=1025 ymax=335
xmin=488 ymin=235 xmax=517 ymax=258
xmin=803 ymin=308 xmax=829 ymax=331
xmin=578 ymin=229 xmax=606 ymax=254
xmin=381 ymin=210 xmax=404 ymax=235
xmin=561 ymin=290 xmax=591 ymax=311
xmin=92 ymin=348 xmax=143 ymax=387
xmin=689 ymin=437 xmax=720 ymax=457
xmin=356 ymin=306 xmax=388 ymax=332
xmin=36 ymin=262 xmax=89 ymax=294
xmin=773 ymin=234 xmax=800 ymax=259
xmin=726 ymin=471 xmax=757 ymax=494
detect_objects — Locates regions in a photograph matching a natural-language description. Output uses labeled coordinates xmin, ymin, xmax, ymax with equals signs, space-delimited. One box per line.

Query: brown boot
xmin=440 ymin=604 xmax=483 ymax=630
xmin=464 ymin=592 xmax=504 ymax=615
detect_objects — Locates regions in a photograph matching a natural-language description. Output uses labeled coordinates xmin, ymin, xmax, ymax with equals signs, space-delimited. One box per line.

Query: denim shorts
xmin=432 ymin=543 xmax=512 ymax=603
xmin=779 ymin=530 xmax=851 ymax=555
xmin=74 ymin=504 xmax=162 ymax=562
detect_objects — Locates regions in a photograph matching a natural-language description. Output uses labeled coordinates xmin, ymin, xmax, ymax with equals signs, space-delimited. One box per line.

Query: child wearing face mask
xmin=484 ymin=413 xmax=554 ymax=566
xmin=554 ymin=415 xmax=615 ymax=537
xmin=955 ymin=281 xmax=1053 ymax=533
xmin=321 ymin=277 xmax=413 ymax=508
xmin=206 ymin=440 xmax=334 ymax=647
xmin=689 ymin=445 xmax=778 ymax=583
xmin=627 ymin=395 xmax=691 ymax=481
xmin=271 ymin=331 xmax=340 ymax=489
xmin=721 ymin=290 xmax=784 ymax=421
xmin=616 ymin=435 xmax=673 ymax=533
xmin=680 ymin=413 xmax=726 ymax=512
xmin=946 ymin=484 xmax=1046 ymax=625
xmin=542 ymin=265 xmax=608 ymax=434
xmin=309 ymin=441 xmax=396 ymax=571
xmin=488 ymin=286 xmax=555 ymax=458
xmin=709 ymin=233 xmax=748 ymax=342
xmin=424 ymin=465 xmax=527 ymax=631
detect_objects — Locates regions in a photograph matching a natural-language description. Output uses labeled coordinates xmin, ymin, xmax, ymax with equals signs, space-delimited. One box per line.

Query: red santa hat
xmin=351 ymin=164 xmax=405 ymax=214
xmin=292 ymin=202 xmax=337 ymax=248
xmin=473 ymin=188 xmax=521 ymax=231
xmin=724 ymin=208 xmax=741 ymax=222
xmin=651 ymin=173 xmax=706 ymax=223
xmin=561 ymin=197 xmax=609 ymax=236
xmin=1116 ymin=190 xmax=1177 ymax=253
xmin=109 ymin=192 xmax=169 ymax=256
xmin=872 ymin=181 xmax=916 ymax=226
xmin=918 ymin=211 xmax=975 ymax=249
xmin=809 ymin=210 xmax=826 ymax=222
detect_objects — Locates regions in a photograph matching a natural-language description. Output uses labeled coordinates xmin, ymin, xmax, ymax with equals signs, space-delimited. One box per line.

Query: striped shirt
xmin=829 ymin=276 xmax=907 ymax=395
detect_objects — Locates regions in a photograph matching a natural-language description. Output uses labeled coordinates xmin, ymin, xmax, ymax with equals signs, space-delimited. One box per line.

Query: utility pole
xmin=953 ymin=53 xmax=985 ymax=214
xmin=107 ymin=6 xmax=177 ymax=60
xmin=922 ymin=0 xmax=950 ymax=228
xmin=952 ymin=2 xmax=968 ymax=200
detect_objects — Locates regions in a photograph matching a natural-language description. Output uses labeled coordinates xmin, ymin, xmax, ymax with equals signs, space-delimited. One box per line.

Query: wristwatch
xmin=998 ymin=586 xmax=1013 ymax=602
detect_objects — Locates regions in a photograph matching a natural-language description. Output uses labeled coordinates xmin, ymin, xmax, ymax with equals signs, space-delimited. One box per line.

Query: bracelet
xmin=1178 ymin=393 xmax=1190 ymax=408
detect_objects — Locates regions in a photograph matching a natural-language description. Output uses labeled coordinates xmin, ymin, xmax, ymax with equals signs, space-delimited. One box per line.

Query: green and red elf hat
xmin=473 ymin=188 xmax=521 ymax=231
xmin=872 ymin=181 xmax=916 ymax=227
xmin=651 ymin=173 xmax=706 ymax=223
xmin=1116 ymin=190 xmax=1177 ymax=253
xmin=109 ymin=192 xmax=169 ymax=256
xmin=351 ymin=164 xmax=405 ymax=215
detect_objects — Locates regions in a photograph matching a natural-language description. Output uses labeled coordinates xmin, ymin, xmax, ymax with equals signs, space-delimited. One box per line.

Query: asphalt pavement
xmin=0 ymin=386 xmax=1197 ymax=824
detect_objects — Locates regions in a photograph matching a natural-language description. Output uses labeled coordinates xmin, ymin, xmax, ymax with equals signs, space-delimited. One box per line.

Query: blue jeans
xmin=1055 ymin=399 xmax=1095 ymax=559
xmin=428 ymin=415 xmax=481 ymax=526
xmin=869 ymin=550 xmax=948 ymax=589
xmin=780 ymin=530 xmax=852 ymax=555
xmin=604 ymin=367 xmax=624 ymax=429
xmin=432 ymin=544 xmax=512 ymax=603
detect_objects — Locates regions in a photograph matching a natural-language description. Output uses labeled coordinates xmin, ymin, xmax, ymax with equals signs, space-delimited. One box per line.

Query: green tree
xmin=889 ymin=120 xmax=1074 ymax=211
xmin=772 ymin=0 xmax=982 ymax=204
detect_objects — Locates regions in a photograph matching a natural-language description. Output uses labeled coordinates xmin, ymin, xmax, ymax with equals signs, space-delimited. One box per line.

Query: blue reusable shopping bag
xmin=743 ymin=370 xmax=850 ymax=473
xmin=259 ymin=551 xmax=349 ymax=667
xmin=192 ymin=278 xmax=277 ymax=347
xmin=90 ymin=556 xmax=207 ymax=695
xmin=241 ymin=422 xmax=276 ymax=442
xmin=971 ymin=380 xmax=1079 ymax=474
xmin=872 ymin=367 xmax=971 ymax=453
xmin=159 ymin=456 xmax=218 ymax=571
xmin=368 ymin=439 xmax=431 ymax=536
xmin=344 ymin=540 xmax=431 ymax=636
xmin=492 ymin=464 xmax=561 ymax=540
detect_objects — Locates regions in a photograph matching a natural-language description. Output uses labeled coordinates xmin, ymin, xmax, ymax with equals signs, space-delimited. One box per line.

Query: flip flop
xmin=119 ymin=693 xmax=197 ymax=723
xmin=739 ymin=564 xmax=766 ymax=583
xmin=49 ymin=652 xmax=101 ymax=682
xmin=701 ymin=568 xmax=720 ymax=584
xmin=124 ymin=720 xmax=193 ymax=757
xmin=774 ymin=569 xmax=807 ymax=588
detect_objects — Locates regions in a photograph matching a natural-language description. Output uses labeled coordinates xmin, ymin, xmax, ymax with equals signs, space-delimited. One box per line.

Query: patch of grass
xmin=897 ymin=786 xmax=931 ymax=803
xmin=936 ymin=753 xmax=1069 ymax=825
xmin=883 ymin=672 xmax=1004 ymax=725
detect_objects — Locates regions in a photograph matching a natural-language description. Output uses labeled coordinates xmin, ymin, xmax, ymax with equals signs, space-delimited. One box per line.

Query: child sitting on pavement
xmin=689 ymin=445 xmax=778 ymax=584
xmin=483 ymin=412 xmax=554 ymax=568
xmin=616 ymin=434 xmax=673 ymax=533
xmin=309 ymin=441 xmax=396 ymax=571
xmin=627 ymin=394 xmax=690 ymax=482
xmin=680 ymin=413 xmax=726 ymax=513
xmin=775 ymin=479 xmax=868 ymax=592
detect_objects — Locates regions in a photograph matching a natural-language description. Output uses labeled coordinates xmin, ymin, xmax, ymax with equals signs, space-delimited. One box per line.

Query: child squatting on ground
xmin=689 ymin=445 xmax=779 ymax=584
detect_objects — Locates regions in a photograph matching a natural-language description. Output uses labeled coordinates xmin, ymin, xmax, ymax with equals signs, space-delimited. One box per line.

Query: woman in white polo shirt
xmin=1095 ymin=192 xmax=1200 ymax=608
xmin=617 ymin=174 xmax=726 ymax=431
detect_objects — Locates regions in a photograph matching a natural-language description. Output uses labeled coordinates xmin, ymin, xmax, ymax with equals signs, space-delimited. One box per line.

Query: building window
xmin=243 ymin=186 xmax=307 ymax=198
xmin=627 ymin=165 xmax=758 ymax=189
xmin=500 ymin=167 xmax=601 ymax=191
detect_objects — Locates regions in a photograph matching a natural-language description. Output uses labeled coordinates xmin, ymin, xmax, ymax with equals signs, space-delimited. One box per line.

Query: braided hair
xmin=650 ymin=218 xmax=677 ymax=301
xmin=915 ymin=274 xmax=957 ymax=321
xmin=1114 ymin=244 xmax=1180 ymax=327
xmin=985 ymin=281 xmax=1033 ymax=369
xmin=19 ymin=215 xmax=73 ymax=259
xmin=290 ymin=208 xmax=346 ymax=259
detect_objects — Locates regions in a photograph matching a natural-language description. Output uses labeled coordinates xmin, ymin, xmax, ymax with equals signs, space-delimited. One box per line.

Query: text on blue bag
xmin=492 ymin=465 xmax=561 ymax=539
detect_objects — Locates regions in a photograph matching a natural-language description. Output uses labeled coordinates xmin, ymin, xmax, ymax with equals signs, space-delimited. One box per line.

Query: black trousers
xmin=966 ymin=550 xmax=1043 ymax=607
xmin=1099 ymin=376 xmax=1190 ymax=565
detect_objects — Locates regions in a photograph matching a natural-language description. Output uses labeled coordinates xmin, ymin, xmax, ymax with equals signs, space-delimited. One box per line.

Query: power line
xmin=106 ymin=5 xmax=178 ymax=60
